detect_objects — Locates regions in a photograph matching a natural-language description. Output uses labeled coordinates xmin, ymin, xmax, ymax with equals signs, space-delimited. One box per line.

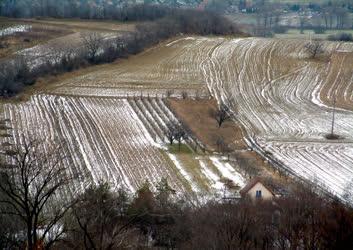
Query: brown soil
xmin=168 ymin=98 xmax=247 ymax=152
xmin=29 ymin=37 xmax=210 ymax=98
xmin=168 ymin=98 xmax=290 ymax=186
xmin=320 ymin=51 xmax=353 ymax=111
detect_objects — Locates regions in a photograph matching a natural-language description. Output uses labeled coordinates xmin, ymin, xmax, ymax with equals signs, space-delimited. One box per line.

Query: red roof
xmin=239 ymin=177 xmax=275 ymax=196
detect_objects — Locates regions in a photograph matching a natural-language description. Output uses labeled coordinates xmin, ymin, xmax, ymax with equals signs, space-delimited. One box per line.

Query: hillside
xmin=2 ymin=0 xmax=353 ymax=247
xmin=1 ymin=34 xmax=353 ymax=202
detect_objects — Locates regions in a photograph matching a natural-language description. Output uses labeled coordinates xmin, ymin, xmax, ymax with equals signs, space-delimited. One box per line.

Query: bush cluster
xmin=328 ymin=32 xmax=353 ymax=42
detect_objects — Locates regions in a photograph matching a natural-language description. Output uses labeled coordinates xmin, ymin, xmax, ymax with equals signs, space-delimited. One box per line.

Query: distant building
xmin=240 ymin=178 xmax=275 ymax=200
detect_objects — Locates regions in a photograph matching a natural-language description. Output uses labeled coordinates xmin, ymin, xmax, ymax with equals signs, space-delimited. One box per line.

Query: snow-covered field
xmin=2 ymin=95 xmax=189 ymax=193
xmin=40 ymin=36 xmax=353 ymax=200
xmin=44 ymin=37 xmax=353 ymax=201
xmin=1 ymin=95 xmax=246 ymax=199
xmin=5 ymin=35 xmax=351 ymax=200
xmin=0 ymin=25 xmax=31 ymax=37
xmin=200 ymin=37 xmax=353 ymax=200
xmin=48 ymin=37 xmax=212 ymax=97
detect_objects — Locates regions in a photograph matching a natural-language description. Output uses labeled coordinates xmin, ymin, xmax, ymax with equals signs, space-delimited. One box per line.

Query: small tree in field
xmin=166 ymin=122 xmax=188 ymax=151
xmin=166 ymin=122 xmax=176 ymax=145
xmin=81 ymin=32 xmax=103 ymax=63
xmin=174 ymin=125 xmax=188 ymax=152
xmin=305 ymin=39 xmax=324 ymax=59
xmin=210 ymin=104 xmax=231 ymax=128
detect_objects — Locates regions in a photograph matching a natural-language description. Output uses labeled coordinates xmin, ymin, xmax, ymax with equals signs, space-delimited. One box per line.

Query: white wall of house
xmin=247 ymin=182 xmax=274 ymax=200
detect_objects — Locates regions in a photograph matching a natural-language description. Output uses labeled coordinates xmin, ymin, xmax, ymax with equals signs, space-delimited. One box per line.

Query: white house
xmin=240 ymin=178 xmax=275 ymax=200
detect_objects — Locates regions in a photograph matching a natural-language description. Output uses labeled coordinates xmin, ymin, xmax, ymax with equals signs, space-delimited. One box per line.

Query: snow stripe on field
xmin=1 ymin=95 xmax=190 ymax=196
xmin=210 ymin=156 xmax=245 ymax=188
xmin=0 ymin=25 xmax=31 ymax=36
xmin=199 ymin=159 xmax=224 ymax=191
xmin=167 ymin=153 xmax=200 ymax=194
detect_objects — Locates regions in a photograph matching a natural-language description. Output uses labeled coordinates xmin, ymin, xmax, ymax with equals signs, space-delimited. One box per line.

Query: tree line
xmin=1 ymin=139 xmax=353 ymax=249
xmin=0 ymin=4 xmax=240 ymax=96
xmin=0 ymin=0 xmax=200 ymax=19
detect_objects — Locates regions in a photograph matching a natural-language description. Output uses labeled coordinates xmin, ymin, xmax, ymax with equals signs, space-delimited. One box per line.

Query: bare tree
xmin=210 ymin=103 xmax=231 ymax=128
xmin=174 ymin=124 xmax=188 ymax=151
xmin=255 ymin=3 xmax=279 ymax=37
xmin=0 ymin=139 xmax=77 ymax=250
xmin=215 ymin=136 xmax=226 ymax=153
xmin=165 ymin=121 xmax=188 ymax=151
xmin=299 ymin=11 xmax=309 ymax=34
xmin=13 ymin=55 xmax=34 ymax=85
xmin=215 ymin=136 xmax=233 ymax=160
xmin=0 ymin=175 xmax=22 ymax=249
xmin=155 ymin=178 xmax=176 ymax=209
xmin=181 ymin=91 xmax=188 ymax=99
xmin=166 ymin=122 xmax=176 ymax=145
xmin=166 ymin=89 xmax=174 ymax=98
xmin=66 ymin=183 xmax=137 ymax=250
xmin=81 ymin=32 xmax=104 ymax=63
xmin=305 ymin=39 xmax=324 ymax=59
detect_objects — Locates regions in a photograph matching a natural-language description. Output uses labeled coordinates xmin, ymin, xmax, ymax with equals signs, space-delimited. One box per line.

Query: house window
xmin=256 ymin=190 xmax=262 ymax=198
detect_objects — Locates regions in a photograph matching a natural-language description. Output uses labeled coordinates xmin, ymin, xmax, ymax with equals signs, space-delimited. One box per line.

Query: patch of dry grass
xmin=168 ymin=98 xmax=247 ymax=152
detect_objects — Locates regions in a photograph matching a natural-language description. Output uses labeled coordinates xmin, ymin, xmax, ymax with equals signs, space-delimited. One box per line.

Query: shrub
xmin=328 ymin=33 xmax=353 ymax=42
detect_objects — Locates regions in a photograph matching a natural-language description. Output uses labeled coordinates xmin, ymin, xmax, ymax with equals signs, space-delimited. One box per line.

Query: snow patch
xmin=167 ymin=153 xmax=200 ymax=194
xmin=0 ymin=25 xmax=31 ymax=37
xmin=210 ymin=156 xmax=245 ymax=188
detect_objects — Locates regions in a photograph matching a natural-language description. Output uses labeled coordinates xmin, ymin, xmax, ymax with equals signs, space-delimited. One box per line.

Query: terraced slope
xmin=43 ymin=36 xmax=353 ymax=200
xmin=1 ymin=95 xmax=246 ymax=199
xmin=48 ymin=37 xmax=213 ymax=97
xmin=320 ymin=51 xmax=353 ymax=110
xmin=3 ymin=35 xmax=352 ymax=200
xmin=201 ymin=37 xmax=353 ymax=199
xmin=2 ymin=95 xmax=189 ymax=193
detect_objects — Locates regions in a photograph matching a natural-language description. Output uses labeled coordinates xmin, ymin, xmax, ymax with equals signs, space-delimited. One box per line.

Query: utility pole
xmin=331 ymin=94 xmax=336 ymax=136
